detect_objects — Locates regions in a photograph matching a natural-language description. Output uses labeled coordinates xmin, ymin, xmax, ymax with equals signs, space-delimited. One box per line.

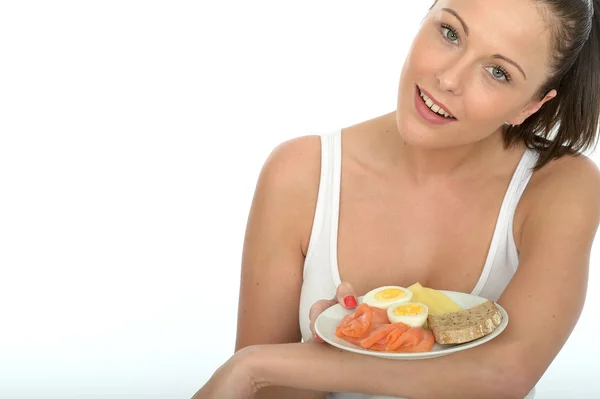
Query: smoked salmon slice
xmin=335 ymin=303 xmax=373 ymax=338
xmin=387 ymin=327 xmax=435 ymax=353
xmin=360 ymin=323 xmax=410 ymax=349
xmin=370 ymin=307 xmax=390 ymax=327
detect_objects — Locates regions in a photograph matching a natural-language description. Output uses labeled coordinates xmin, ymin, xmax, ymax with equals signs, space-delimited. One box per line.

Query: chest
xmin=336 ymin=170 xmax=517 ymax=297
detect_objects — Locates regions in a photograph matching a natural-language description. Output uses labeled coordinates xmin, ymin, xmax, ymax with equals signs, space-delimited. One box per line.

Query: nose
xmin=435 ymin=59 xmax=467 ymax=95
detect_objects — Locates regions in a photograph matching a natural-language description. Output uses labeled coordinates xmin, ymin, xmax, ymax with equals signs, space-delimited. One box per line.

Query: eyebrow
xmin=492 ymin=54 xmax=527 ymax=80
xmin=442 ymin=8 xmax=469 ymax=35
xmin=441 ymin=8 xmax=527 ymax=80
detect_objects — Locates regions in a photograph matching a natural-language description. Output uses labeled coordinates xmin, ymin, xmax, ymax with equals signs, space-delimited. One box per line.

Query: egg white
xmin=362 ymin=286 xmax=413 ymax=309
xmin=387 ymin=302 xmax=429 ymax=328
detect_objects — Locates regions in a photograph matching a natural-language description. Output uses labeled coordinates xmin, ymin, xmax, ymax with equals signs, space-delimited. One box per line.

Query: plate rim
xmin=314 ymin=290 xmax=509 ymax=359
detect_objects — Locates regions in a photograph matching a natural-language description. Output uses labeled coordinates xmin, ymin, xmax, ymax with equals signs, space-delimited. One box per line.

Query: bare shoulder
xmin=252 ymin=134 xmax=323 ymax=255
xmin=533 ymin=152 xmax=600 ymax=184
xmin=259 ymin=135 xmax=322 ymax=194
xmin=508 ymin=153 xmax=600 ymax=280
xmin=526 ymin=153 xmax=600 ymax=217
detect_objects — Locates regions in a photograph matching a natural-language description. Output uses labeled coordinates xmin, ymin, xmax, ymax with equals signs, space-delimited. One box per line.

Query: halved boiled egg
xmin=387 ymin=302 xmax=429 ymax=328
xmin=362 ymin=286 xmax=413 ymax=309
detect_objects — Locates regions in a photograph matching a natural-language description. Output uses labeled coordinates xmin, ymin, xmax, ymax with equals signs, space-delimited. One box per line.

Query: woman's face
xmin=396 ymin=0 xmax=557 ymax=149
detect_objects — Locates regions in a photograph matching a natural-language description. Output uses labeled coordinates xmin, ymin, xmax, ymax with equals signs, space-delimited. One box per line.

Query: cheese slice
xmin=407 ymin=282 xmax=463 ymax=315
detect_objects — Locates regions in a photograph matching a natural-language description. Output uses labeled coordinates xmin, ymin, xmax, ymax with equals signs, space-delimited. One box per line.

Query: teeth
xmin=419 ymin=89 xmax=454 ymax=119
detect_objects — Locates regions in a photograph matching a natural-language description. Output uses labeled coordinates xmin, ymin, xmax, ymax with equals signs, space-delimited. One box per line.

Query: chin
xmin=395 ymin=111 xmax=456 ymax=150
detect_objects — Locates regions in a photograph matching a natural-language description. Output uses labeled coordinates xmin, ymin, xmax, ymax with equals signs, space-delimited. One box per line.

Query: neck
xmin=373 ymin=113 xmax=506 ymax=185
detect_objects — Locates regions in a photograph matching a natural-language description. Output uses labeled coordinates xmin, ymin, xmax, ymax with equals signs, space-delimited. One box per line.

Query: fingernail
xmin=344 ymin=296 xmax=357 ymax=308
xmin=314 ymin=333 xmax=324 ymax=342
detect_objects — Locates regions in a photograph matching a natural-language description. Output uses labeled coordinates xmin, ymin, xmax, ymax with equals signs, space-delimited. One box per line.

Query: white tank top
xmin=298 ymin=129 xmax=538 ymax=399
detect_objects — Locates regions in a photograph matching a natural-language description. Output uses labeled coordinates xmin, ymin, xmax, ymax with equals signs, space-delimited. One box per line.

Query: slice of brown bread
xmin=427 ymin=300 xmax=502 ymax=344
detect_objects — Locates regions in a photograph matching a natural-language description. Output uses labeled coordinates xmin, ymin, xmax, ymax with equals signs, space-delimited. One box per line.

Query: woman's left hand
xmin=191 ymin=347 xmax=259 ymax=399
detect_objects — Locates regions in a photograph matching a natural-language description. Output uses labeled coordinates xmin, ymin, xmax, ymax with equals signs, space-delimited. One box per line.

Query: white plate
xmin=314 ymin=290 xmax=508 ymax=360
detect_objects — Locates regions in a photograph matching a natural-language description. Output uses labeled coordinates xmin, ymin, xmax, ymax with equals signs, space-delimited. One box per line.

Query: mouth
xmin=416 ymin=86 xmax=457 ymax=120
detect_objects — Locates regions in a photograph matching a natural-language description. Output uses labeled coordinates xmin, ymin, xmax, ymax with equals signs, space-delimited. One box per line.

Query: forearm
xmin=248 ymin=342 xmax=524 ymax=399
xmin=256 ymin=386 xmax=326 ymax=399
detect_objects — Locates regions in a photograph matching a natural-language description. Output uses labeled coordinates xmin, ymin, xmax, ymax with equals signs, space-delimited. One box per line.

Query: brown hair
xmin=504 ymin=0 xmax=600 ymax=170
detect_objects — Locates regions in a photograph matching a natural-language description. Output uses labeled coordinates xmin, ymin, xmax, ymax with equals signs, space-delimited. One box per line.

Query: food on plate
xmin=427 ymin=300 xmax=502 ymax=344
xmin=360 ymin=323 xmax=435 ymax=352
xmin=386 ymin=325 xmax=435 ymax=353
xmin=359 ymin=323 xmax=410 ymax=350
xmin=335 ymin=303 xmax=373 ymax=338
xmin=387 ymin=302 xmax=429 ymax=328
xmin=335 ymin=303 xmax=389 ymax=339
xmin=362 ymin=286 xmax=413 ymax=309
xmin=407 ymin=282 xmax=463 ymax=315
xmin=335 ymin=303 xmax=435 ymax=353
xmin=370 ymin=305 xmax=391 ymax=327
xmin=331 ymin=284 xmax=504 ymax=353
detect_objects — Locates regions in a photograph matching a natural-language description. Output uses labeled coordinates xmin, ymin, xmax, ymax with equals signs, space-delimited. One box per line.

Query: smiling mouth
xmin=417 ymin=88 xmax=456 ymax=120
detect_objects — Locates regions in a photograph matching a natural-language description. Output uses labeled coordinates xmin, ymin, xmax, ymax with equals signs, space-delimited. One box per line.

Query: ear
xmin=507 ymin=89 xmax=557 ymax=125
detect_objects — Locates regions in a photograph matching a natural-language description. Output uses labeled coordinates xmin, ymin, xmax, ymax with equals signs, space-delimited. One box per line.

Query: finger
xmin=309 ymin=299 xmax=337 ymax=327
xmin=336 ymin=281 xmax=358 ymax=309
xmin=309 ymin=298 xmax=337 ymax=342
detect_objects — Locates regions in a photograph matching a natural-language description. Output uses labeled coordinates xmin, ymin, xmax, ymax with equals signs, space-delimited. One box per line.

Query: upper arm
xmin=234 ymin=135 xmax=322 ymax=351
xmin=494 ymin=155 xmax=600 ymax=394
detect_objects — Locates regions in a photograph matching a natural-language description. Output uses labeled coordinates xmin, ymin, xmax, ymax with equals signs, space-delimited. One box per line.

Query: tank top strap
xmin=328 ymin=130 xmax=343 ymax=286
xmin=504 ymin=149 xmax=540 ymax=266
xmin=303 ymin=129 xmax=343 ymax=280
xmin=470 ymin=148 xmax=540 ymax=296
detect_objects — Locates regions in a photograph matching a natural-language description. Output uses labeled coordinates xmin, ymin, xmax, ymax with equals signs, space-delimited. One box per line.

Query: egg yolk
xmin=374 ymin=288 xmax=406 ymax=301
xmin=393 ymin=304 xmax=424 ymax=316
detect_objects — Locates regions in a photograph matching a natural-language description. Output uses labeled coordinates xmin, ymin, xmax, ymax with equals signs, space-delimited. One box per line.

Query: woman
xmin=196 ymin=0 xmax=600 ymax=398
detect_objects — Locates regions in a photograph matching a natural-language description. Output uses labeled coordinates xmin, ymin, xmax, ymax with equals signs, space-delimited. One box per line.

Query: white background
xmin=0 ymin=1 xmax=598 ymax=398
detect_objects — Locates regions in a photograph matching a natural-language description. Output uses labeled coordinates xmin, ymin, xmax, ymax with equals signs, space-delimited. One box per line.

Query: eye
xmin=440 ymin=23 xmax=460 ymax=44
xmin=485 ymin=65 xmax=512 ymax=83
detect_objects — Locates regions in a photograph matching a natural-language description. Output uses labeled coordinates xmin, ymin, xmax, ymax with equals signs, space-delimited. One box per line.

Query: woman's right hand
xmin=308 ymin=282 xmax=358 ymax=343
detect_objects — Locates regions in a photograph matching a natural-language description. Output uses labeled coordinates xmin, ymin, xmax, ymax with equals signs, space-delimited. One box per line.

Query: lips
xmin=417 ymin=86 xmax=456 ymax=119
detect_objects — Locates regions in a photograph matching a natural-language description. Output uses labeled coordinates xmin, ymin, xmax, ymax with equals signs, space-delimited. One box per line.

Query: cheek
xmin=403 ymin=30 xmax=446 ymax=77
xmin=462 ymin=88 xmax=524 ymax=124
